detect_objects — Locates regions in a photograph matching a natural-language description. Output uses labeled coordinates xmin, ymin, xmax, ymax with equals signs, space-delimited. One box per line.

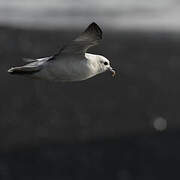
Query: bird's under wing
xmin=53 ymin=22 xmax=103 ymax=58
xmin=8 ymin=56 xmax=52 ymax=74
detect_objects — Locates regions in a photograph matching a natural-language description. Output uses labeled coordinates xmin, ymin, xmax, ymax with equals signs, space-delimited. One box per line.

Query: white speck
xmin=153 ymin=117 xmax=167 ymax=131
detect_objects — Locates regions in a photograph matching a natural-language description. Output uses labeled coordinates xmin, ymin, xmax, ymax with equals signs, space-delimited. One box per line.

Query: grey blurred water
xmin=0 ymin=0 xmax=180 ymax=31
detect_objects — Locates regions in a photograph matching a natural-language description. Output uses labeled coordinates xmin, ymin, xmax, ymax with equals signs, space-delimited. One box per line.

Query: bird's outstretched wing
xmin=8 ymin=57 xmax=51 ymax=74
xmin=53 ymin=22 xmax=102 ymax=58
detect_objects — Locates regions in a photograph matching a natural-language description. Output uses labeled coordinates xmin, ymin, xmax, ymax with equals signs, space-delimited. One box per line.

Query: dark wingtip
xmin=90 ymin=22 xmax=100 ymax=27
xmin=85 ymin=22 xmax=103 ymax=39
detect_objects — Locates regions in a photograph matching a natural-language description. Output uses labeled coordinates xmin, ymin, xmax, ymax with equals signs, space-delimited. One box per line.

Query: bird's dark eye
xmin=104 ymin=62 xmax=108 ymax=65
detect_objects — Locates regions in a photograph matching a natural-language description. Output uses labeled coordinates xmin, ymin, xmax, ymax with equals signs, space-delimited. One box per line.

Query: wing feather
xmin=54 ymin=22 xmax=102 ymax=57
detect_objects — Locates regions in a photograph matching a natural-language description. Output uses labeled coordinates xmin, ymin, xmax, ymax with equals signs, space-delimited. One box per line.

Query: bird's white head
xmin=96 ymin=55 xmax=116 ymax=77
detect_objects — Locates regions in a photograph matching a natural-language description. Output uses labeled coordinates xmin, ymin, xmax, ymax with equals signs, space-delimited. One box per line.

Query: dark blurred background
xmin=1 ymin=0 xmax=180 ymax=179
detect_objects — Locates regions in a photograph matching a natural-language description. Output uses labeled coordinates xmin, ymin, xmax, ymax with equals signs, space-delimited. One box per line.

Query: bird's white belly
xmin=35 ymin=59 xmax=93 ymax=82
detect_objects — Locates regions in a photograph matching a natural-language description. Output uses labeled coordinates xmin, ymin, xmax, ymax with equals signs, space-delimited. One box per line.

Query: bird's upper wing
xmin=53 ymin=22 xmax=102 ymax=58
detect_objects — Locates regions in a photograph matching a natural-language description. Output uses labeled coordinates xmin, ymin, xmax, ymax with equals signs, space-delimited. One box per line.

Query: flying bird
xmin=8 ymin=22 xmax=115 ymax=82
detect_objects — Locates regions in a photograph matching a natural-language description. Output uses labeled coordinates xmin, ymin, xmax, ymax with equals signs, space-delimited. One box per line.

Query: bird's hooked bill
xmin=109 ymin=67 xmax=116 ymax=77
